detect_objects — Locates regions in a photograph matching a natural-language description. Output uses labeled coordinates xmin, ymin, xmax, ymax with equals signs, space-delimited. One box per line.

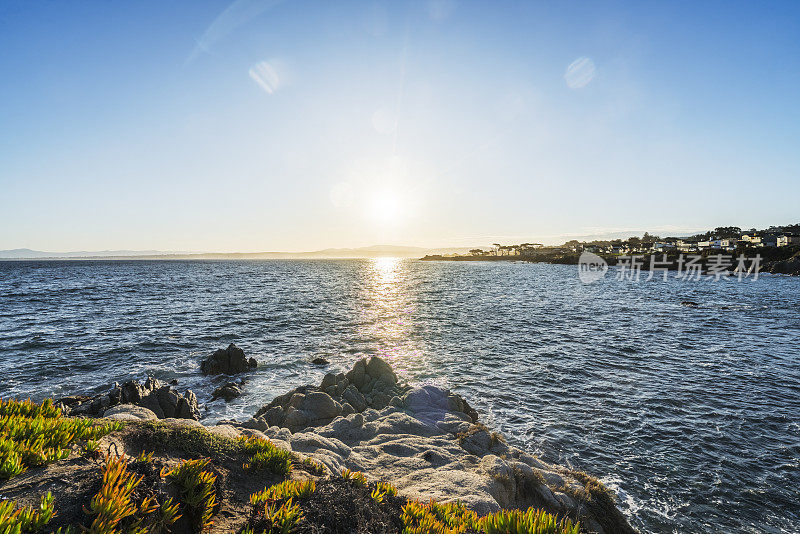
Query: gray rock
xmin=342 ymin=385 xmax=367 ymax=412
xmin=212 ymin=382 xmax=243 ymax=402
xmin=320 ymin=372 xmax=338 ymax=391
xmin=201 ymin=343 xmax=257 ymax=375
xmin=301 ymin=392 xmax=342 ymax=421
xmin=365 ymin=356 xmax=397 ymax=384
xmin=103 ymin=404 xmax=158 ymax=421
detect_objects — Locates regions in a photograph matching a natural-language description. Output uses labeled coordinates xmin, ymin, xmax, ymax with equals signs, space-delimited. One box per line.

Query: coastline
xmin=420 ymin=249 xmax=800 ymax=276
xmin=2 ymin=355 xmax=635 ymax=534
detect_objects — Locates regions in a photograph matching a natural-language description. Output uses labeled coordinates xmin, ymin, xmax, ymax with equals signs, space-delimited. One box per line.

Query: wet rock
xmin=201 ymin=343 xmax=257 ymax=375
xmin=58 ymin=378 xmax=200 ymax=420
xmin=311 ymin=357 xmax=330 ymax=365
xmin=212 ymin=382 xmax=243 ymax=402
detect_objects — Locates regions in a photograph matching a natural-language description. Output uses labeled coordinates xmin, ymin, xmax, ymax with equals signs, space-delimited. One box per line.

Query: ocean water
xmin=0 ymin=259 xmax=798 ymax=533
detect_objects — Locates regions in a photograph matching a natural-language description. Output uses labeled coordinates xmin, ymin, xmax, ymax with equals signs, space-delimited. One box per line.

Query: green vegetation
xmin=0 ymin=398 xmax=122 ymax=480
xmin=0 ymin=493 xmax=55 ymax=533
xmin=296 ymin=456 xmax=325 ymax=475
xmin=240 ymin=436 xmax=293 ymax=476
xmin=132 ymin=421 xmax=242 ymax=459
xmin=249 ymin=480 xmax=316 ymax=505
xmin=371 ymin=481 xmax=398 ymax=504
xmin=256 ymin=499 xmax=303 ymax=534
xmin=401 ymin=500 xmax=580 ymax=534
xmin=84 ymin=454 xmax=180 ymax=534
xmin=247 ymin=480 xmax=313 ymax=533
xmin=161 ymin=458 xmax=217 ymax=531
xmin=340 ymin=468 xmax=368 ymax=487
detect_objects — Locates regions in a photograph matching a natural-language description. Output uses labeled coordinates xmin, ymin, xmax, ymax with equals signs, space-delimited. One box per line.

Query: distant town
xmin=421 ymin=223 xmax=800 ymax=275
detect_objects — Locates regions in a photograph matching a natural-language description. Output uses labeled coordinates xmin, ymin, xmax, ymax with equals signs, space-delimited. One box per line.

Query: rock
xmin=201 ymin=343 xmax=257 ymax=375
xmin=212 ymin=382 xmax=243 ymax=402
xmin=342 ymin=386 xmax=367 ymax=412
xmin=239 ymin=351 xmax=635 ymax=534
xmin=103 ymin=404 xmax=158 ymax=421
xmin=341 ymin=402 xmax=355 ymax=416
xmin=301 ymin=392 xmax=342 ymax=421
xmin=262 ymin=406 xmax=285 ymax=427
xmin=208 ymin=425 xmax=241 ymax=439
xmin=240 ymin=416 xmax=270 ymax=432
xmin=320 ymin=373 xmax=337 ymax=391
xmin=311 ymin=357 xmax=329 ymax=365
xmin=345 ymin=358 xmax=367 ymax=389
xmin=160 ymin=417 xmax=204 ymax=429
xmin=365 ymin=356 xmax=397 ymax=385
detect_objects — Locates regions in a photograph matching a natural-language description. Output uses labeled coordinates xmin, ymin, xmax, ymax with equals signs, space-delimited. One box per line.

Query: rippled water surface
xmin=1 ymin=259 xmax=798 ymax=533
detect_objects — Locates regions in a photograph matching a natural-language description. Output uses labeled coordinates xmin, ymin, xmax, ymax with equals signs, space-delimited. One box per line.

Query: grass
xmin=0 ymin=399 xmax=123 ymax=480
xmin=239 ymin=436 xmax=293 ymax=476
xmin=0 ymin=492 xmax=55 ymax=533
xmin=401 ymin=500 xmax=580 ymax=534
xmin=161 ymin=458 xmax=218 ymax=531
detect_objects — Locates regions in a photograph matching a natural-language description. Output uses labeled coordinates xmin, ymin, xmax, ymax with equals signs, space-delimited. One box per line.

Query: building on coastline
xmin=653 ymin=242 xmax=676 ymax=252
xmin=677 ymin=240 xmax=698 ymax=252
xmin=741 ymin=234 xmax=762 ymax=245
xmin=711 ymin=239 xmax=738 ymax=251
xmin=777 ymin=235 xmax=800 ymax=247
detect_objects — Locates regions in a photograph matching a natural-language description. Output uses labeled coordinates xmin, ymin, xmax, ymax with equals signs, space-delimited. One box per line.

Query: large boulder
xmin=201 ymin=343 xmax=257 ymax=375
xmin=253 ymin=357 xmax=408 ymax=432
xmin=103 ymin=404 xmax=158 ymax=421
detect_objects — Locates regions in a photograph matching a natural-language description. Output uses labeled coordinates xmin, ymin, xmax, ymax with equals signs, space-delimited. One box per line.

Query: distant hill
xmin=0 ymin=246 xmax=474 ymax=260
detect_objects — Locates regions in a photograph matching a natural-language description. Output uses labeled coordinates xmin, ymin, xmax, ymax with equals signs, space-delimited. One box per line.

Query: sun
xmin=368 ymin=189 xmax=402 ymax=224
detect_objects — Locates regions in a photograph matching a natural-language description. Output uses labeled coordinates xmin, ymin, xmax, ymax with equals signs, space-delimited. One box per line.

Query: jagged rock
xmin=311 ymin=357 xmax=330 ymax=365
xmin=58 ymin=378 xmax=200 ymax=420
xmin=212 ymin=382 xmax=243 ymax=402
xmin=103 ymin=404 xmax=158 ymax=421
xmin=201 ymin=343 xmax=257 ymax=375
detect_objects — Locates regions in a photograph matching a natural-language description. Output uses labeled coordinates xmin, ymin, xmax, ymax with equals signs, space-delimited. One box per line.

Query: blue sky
xmin=1 ymin=0 xmax=798 ymax=251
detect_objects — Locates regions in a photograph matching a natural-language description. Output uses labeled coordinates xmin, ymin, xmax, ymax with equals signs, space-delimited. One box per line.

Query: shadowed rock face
xmin=56 ymin=377 xmax=200 ymax=420
xmin=221 ymin=357 xmax=634 ymax=534
xmin=201 ymin=343 xmax=257 ymax=375
xmin=249 ymin=356 xmax=472 ymax=432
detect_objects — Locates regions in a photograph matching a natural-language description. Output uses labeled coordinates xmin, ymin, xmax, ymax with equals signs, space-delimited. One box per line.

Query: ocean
xmin=1 ymin=259 xmax=798 ymax=533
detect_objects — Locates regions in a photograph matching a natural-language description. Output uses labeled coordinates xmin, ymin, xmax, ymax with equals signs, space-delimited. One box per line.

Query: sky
xmin=1 ymin=0 xmax=799 ymax=252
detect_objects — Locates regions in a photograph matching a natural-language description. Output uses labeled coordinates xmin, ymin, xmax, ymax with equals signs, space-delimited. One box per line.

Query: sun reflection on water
xmin=361 ymin=257 xmax=426 ymax=380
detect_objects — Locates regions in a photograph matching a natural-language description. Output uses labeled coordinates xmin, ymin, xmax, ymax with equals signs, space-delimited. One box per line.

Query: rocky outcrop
xmin=201 ymin=343 xmax=257 ymax=375
xmin=225 ymin=357 xmax=633 ymax=534
xmin=212 ymin=381 xmax=244 ymax=402
xmin=56 ymin=377 xmax=200 ymax=420
xmin=248 ymin=356 xmax=454 ymax=432
xmin=764 ymin=252 xmax=800 ymax=275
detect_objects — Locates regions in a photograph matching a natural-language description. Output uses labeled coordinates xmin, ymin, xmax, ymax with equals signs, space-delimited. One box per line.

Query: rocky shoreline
xmin=38 ymin=346 xmax=636 ymax=533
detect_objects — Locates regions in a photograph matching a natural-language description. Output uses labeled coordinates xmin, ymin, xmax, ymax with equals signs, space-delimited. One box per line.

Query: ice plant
xmin=0 ymin=492 xmax=55 ymax=533
xmin=249 ymin=480 xmax=316 ymax=506
xmin=340 ymin=468 xmax=367 ymax=487
xmin=239 ymin=436 xmax=293 ymax=476
xmin=161 ymin=458 xmax=217 ymax=530
xmin=0 ymin=399 xmax=123 ymax=480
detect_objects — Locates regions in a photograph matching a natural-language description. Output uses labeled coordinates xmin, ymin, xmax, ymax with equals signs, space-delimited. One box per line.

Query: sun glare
xmin=369 ymin=189 xmax=402 ymax=224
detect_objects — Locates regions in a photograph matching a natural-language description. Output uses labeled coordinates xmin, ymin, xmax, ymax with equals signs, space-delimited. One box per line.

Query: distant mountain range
xmin=0 ymin=246 xmax=473 ymax=260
